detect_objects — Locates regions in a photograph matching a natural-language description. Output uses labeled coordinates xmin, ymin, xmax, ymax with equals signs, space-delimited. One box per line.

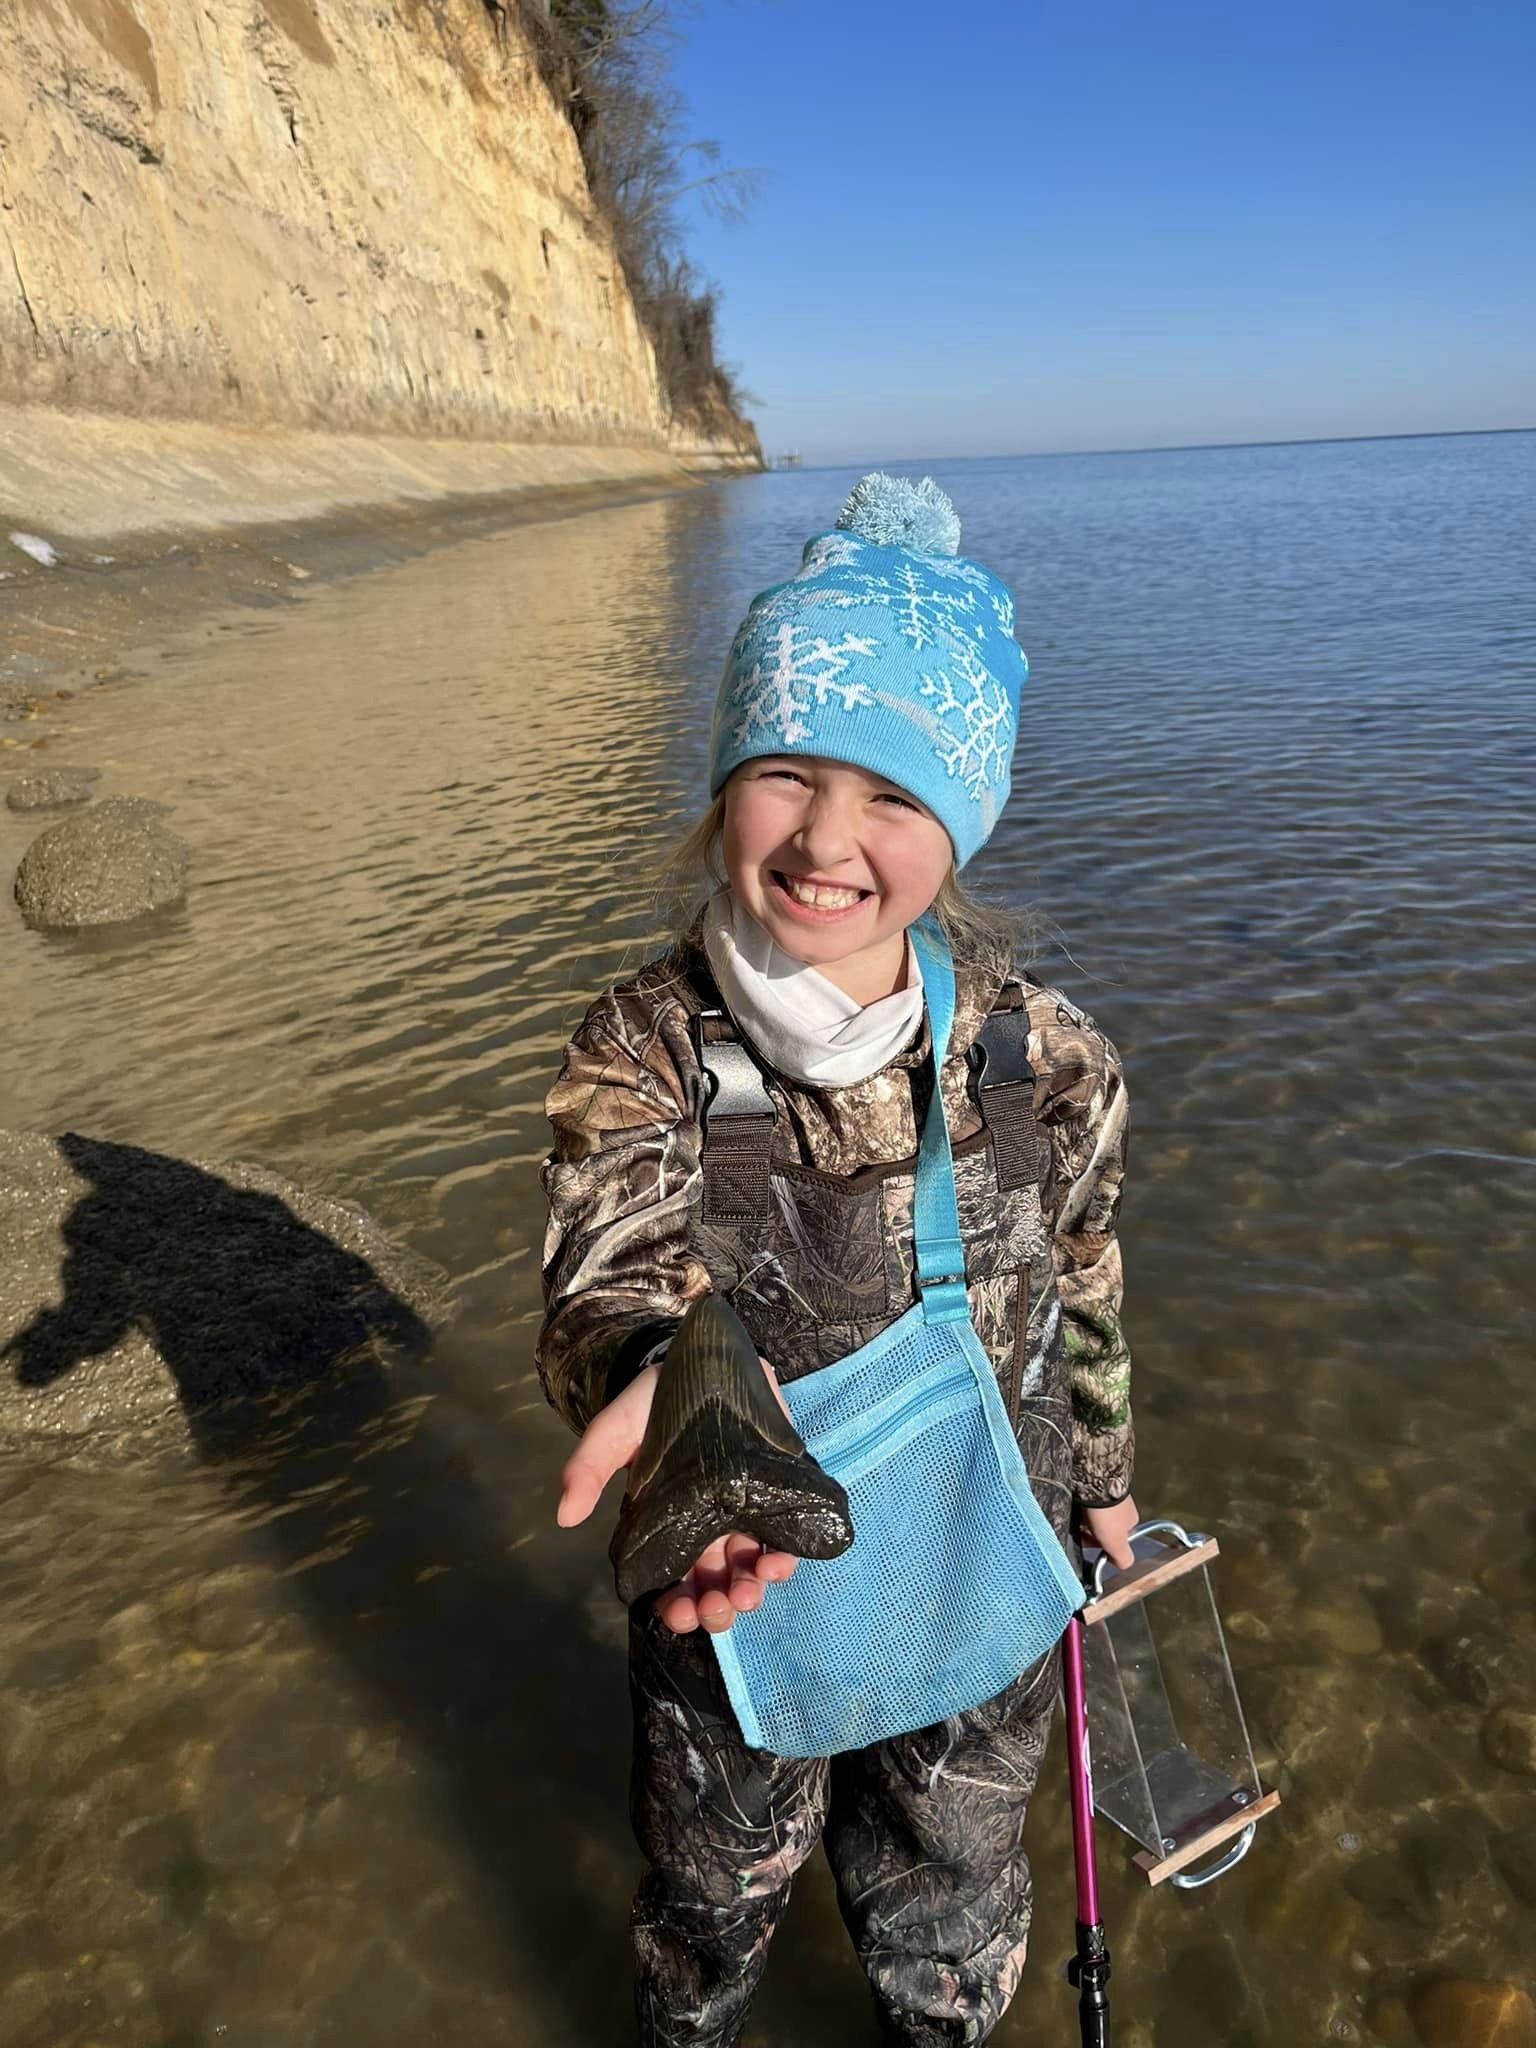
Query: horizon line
xmin=774 ymin=423 xmax=1536 ymax=471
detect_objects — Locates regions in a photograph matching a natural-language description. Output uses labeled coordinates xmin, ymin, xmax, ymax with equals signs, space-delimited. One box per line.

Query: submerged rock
xmin=1362 ymin=1993 xmax=1417 ymax=2046
xmin=1481 ymin=1707 xmax=1536 ymax=1776
xmin=6 ymin=765 xmax=101 ymax=812
xmin=1408 ymin=1977 xmax=1536 ymax=2048
xmin=0 ymin=1130 xmax=451 ymax=1446
xmin=1302 ymin=1586 xmax=1384 ymax=1657
xmin=14 ymin=795 xmax=190 ymax=930
xmin=1342 ymin=1851 xmax=1437 ymax=1935
xmin=1422 ymin=1626 xmax=1502 ymax=1708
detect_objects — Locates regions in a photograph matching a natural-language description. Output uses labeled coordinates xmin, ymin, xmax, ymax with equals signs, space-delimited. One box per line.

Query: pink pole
xmin=1062 ymin=1614 xmax=1100 ymax=1925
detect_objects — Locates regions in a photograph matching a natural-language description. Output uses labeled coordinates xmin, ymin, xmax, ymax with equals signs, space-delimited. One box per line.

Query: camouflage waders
xmin=627 ymin=977 xmax=1073 ymax=2047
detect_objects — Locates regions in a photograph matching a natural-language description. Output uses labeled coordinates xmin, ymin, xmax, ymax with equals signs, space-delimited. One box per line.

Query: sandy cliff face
xmin=0 ymin=0 xmax=758 ymax=471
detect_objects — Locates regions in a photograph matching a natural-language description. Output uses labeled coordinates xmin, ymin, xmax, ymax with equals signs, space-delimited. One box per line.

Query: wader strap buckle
xmin=691 ymin=1009 xmax=776 ymax=1225
xmin=968 ymin=994 xmax=1054 ymax=1197
xmin=914 ymin=1234 xmax=971 ymax=1320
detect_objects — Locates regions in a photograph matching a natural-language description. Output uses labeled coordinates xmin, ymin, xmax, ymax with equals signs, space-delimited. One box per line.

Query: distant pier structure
xmin=772 ymin=451 xmax=803 ymax=469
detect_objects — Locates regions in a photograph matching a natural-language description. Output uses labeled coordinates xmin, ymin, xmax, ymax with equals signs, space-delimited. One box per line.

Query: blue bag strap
xmin=908 ymin=916 xmax=971 ymax=1326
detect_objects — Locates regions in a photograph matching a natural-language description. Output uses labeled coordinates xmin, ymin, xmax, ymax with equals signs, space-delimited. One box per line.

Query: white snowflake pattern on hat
xmin=917 ymin=640 xmax=1014 ymax=799
xmin=723 ymin=622 xmax=879 ymax=747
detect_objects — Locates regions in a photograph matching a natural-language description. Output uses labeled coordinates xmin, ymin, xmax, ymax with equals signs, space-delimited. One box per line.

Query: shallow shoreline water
xmin=0 ymin=455 xmax=720 ymax=720
xmin=3 ymin=433 xmax=1534 ymax=2046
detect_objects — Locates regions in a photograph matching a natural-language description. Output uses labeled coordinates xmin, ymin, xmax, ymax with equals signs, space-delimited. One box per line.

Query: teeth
xmin=782 ymin=876 xmax=864 ymax=909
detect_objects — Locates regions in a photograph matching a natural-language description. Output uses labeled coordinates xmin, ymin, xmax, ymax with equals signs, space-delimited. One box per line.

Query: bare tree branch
xmin=530 ymin=0 xmax=762 ymax=422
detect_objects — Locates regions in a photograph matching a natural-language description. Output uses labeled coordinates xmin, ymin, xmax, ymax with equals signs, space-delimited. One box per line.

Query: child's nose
xmin=792 ymin=795 xmax=863 ymax=869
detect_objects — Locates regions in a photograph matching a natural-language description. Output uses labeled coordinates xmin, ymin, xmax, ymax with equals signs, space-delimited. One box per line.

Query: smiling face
xmin=721 ymin=755 xmax=955 ymax=1000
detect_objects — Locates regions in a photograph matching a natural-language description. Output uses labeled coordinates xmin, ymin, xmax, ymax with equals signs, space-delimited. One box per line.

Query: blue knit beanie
xmin=708 ymin=473 xmax=1027 ymax=869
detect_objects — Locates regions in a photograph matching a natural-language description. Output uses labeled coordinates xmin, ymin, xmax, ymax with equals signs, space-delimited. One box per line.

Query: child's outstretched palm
xmin=556 ymin=1357 xmax=801 ymax=1635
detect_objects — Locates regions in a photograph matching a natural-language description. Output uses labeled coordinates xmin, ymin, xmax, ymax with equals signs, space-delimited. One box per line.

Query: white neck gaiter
xmin=701 ymin=886 xmax=925 ymax=1087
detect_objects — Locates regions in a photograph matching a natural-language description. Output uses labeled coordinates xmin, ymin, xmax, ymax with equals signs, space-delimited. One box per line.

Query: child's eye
xmin=760 ymin=769 xmax=916 ymax=813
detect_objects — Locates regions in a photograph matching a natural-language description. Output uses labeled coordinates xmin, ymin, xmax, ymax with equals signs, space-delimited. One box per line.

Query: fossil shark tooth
xmin=610 ymin=1292 xmax=855 ymax=1606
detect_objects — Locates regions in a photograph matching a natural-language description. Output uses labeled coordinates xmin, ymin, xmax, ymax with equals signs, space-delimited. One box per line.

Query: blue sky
xmin=665 ymin=0 xmax=1536 ymax=462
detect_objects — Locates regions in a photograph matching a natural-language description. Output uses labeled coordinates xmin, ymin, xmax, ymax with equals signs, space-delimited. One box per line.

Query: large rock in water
xmin=14 ymin=796 xmax=190 ymax=930
xmin=0 ymin=1132 xmax=451 ymax=1445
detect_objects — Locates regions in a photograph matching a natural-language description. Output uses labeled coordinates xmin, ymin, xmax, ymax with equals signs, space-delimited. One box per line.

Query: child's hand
xmin=1078 ymin=1494 xmax=1140 ymax=1573
xmin=555 ymin=1354 xmax=801 ymax=1635
xmin=651 ymin=1530 xmax=799 ymax=1637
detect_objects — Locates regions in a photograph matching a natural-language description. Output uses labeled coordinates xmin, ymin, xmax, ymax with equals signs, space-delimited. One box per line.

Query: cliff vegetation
xmin=532 ymin=1 xmax=760 ymax=441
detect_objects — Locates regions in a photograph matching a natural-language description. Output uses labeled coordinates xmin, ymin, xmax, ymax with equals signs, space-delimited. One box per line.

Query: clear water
xmin=3 ymin=431 xmax=1534 ymax=2045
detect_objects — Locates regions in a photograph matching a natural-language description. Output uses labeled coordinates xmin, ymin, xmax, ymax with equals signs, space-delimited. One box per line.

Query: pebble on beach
xmin=13 ymin=794 xmax=190 ymax=930
xmin=5 ymin=765 xmax=102 ymax=812
xmin=8 ymin=531 xmax=60 ymax=568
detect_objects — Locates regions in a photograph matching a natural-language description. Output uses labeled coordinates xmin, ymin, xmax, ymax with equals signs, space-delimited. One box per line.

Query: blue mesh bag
xmin=712 ymin=916 xmax=1084 ymax=1758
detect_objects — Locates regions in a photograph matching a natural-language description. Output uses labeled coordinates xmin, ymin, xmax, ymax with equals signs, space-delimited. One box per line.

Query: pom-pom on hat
xmin=708 ymin=472 xmax=1027 ymax=869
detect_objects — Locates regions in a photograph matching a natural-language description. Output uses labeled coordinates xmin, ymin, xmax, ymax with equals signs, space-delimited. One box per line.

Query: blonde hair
xmin=640 ymin=787 xmax=1044 ymax=977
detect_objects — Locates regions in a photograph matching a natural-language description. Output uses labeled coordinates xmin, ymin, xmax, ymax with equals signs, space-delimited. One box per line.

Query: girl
xmin=537 ymin=474 xmax=1138 ymax=2046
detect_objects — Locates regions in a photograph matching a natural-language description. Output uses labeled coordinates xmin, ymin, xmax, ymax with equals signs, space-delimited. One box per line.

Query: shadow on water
xmin=6 ymin=1136 xmax=436 ymax=1406
xmin=4 ymin=1136 xmax=634 ymax=2043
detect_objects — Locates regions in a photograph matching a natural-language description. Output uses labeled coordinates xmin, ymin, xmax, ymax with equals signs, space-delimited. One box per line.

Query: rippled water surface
xmin=3 ymin=432 xmax=1534 ymax=2046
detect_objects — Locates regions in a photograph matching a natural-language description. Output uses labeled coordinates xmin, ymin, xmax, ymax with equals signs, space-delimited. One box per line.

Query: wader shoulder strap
xmin=689 ymin=976 xmax=1053 ymax=1214
xmin=967 ymin=982 xmax=1054 ymax=1196
xmin=688 ymin=1006 xmax=777 ymax=1226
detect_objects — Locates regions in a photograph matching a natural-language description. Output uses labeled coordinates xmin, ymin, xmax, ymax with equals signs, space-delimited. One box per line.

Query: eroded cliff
xmin=0 ymin=0 xmax=760 ymax=534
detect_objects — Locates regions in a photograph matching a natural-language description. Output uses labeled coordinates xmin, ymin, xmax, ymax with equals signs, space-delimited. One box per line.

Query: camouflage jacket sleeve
xmin=535 ymin=991 xmax=713 ymax=1436
xmin=1037 ymin=998 xmax=1135 ymax=1509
